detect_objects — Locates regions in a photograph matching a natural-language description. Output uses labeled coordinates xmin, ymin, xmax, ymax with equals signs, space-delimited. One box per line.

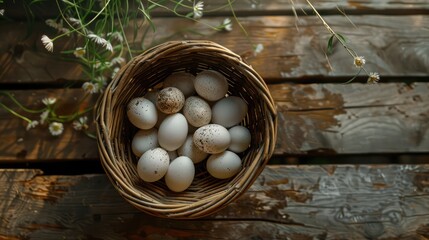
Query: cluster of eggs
xmin=126 ymin=70 xmax=251 ymax=192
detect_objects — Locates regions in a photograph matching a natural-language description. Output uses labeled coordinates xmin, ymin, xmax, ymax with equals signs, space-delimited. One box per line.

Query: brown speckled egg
xmin=183 ymin=96 xmax=211 ymax=127
xmin=193 ymin=124 xmax=231 ymax=154
xmin=156 ymin=87 xmax=185 ymax=114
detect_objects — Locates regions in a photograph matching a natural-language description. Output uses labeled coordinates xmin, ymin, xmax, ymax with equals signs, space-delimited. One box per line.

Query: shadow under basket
xmin=95 ymin=40 xmax=277 ymax=219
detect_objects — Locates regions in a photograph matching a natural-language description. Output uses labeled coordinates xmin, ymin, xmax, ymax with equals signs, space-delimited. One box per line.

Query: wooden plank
xmin=4 ymin=0 xmax=429 ymax=19
xmin=1 ymin=165 xmax=429 ymax=239
xmin=272 ymin=82 xmax=429 ymax=154
xmin=1 ymin=82 xmax=428 ymax=161
xmin=0 ymin=89 xmax=99 ymax=161
xmin=1 ymin=15 xmax=428 ymax=85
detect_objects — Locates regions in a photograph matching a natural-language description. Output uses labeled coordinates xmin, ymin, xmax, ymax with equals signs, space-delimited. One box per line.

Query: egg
xmin=127 ymin=97 xmax=157 ymax=129
xmin=183 ymin=96 xmax=211 ymax=127
xmin=194 ymin=70 xmax=228 ymax=101
xmin=131 ymin=128 xmax=159 ymax=157
xmin=165 ymin=156 xmax=195 ymax=192
xmin=137 ymin=148 xmax=170 ymax=182
xmin=156 ymin=87 xmax=185 ymax=114
xmin=228 ymin=125 xmax=251 ymax=153
xmin=163 ymin=72 xmax=196 ymax=97
xmin=178 ymin=135 xmax=209 ymax=164
xmin=158 ymin=113 xmax=188 ymax=151
xmin=212 ymin=96 xmax=248 ymax=128
xmin=193 ymin=124 xmax=231 ymax=154
xmin=206 ymin=150 xmax=242 ymax=179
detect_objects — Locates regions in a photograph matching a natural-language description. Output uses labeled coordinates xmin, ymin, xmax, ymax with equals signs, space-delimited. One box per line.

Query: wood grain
xmin=4 ymin=0 xmax=429 ymax=19
xmin=1 ymin=83 xmax=428 ymax=161
xmin=1 ymin=15 xmax=428 ymax=85
xmin=0 ymin=89 xmax=99 ymax=161
xmin=1 ymin=165 xmax=429 ymax=239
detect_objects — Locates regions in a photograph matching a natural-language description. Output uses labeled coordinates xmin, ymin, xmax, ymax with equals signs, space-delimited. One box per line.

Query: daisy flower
xmin=88 ymin=33 xmax=113 ymax=52
xmin=253 ymin=43 xmax=264 ymax=56
xmin=67 ymin=17 xmax=81 ymax=27
xmin=41 ymin=35 xmax=54 ymax=52
xmin=367 ymin=72 xmax=380 ymax=84
xmin=26 ymin=120 xmax=39 ymax=131
xmin=42 ymin=97 xmax=57 ymax=106
xmin=82 ymin=82 xmax=100 ymax=94
xmin=40 ymin=110 xmax=49 ymax=125
xmin=73 ymin=47 xmax=86 ymax=58
xmin=73 ymin=116 xmax=89 ymax=131
xmin=193 ymin=1 xmax=204 ymax=19
xmin=354 ymin=56 xmax=366 ymax=68
xmin=49 ymin=122 xmax=64 ymax=136
xmin=222 ymin=18 xmax=233 ymax=32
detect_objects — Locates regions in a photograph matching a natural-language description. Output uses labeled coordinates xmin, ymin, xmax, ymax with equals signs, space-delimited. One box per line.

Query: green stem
xmin=0 ymin=91 xmax=45 ymax=113
xmin=52 ymin=0 xmax=112 ymax=42
xmin=0 ymin=102 xmax=32 ymax=123
xmin=305 ymin=0 xmax=370 ymax=75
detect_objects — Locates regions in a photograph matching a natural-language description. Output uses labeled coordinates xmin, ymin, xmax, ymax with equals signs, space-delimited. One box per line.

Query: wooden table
xmin=1 ymin=1 xmax=429 ymax=239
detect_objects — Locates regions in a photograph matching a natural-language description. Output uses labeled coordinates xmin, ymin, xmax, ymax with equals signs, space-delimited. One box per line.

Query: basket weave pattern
xmin=95 ymin=40 xmax=277 ymax=218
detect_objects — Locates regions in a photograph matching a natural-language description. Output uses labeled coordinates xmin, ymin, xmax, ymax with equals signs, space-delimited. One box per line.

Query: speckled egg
xmin=183 ymin=96 xmax=211 ymax=127
xmin=165 ymin=156 xmax=195 ymax=192
xmin=193 ymin=124 xmax=231 ymax=154
xmin=212 ymin=96 xmax=248 ymax=128
xmin=206 ymin=150 xmax=242 ymax=179
xmin=127 ymin=97 xmax=157 ymax=129
xmin=194 ymin=70 xmax=228 ymax=101
xmin=137 ymin=148 xmax=170 ymax=182
xmin=156 ymin=87 xmax=185 ymax=114
xmin=131 ymin=128 xmax=159 ymax=157
xmin=228 ymin=125 xmax=251 ymax=153
xmin=178 ymin=135 xmax=209 ymax=164
xmin=163 ymin=72 xmax=196 ymax=97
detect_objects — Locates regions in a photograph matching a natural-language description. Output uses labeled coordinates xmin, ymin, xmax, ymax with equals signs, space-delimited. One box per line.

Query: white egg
xmin=178 ymin=135 xmax=209 ymax=164
xmin=183 ymin=96 xmax=211 ymax=127
xmin=228 ymin=125 xmax=251 ymax=153
xmin=158 ymin=113 xmax=188 ymax=151
xmin=127 ymin=97 xmax=157 ymax=129
xmin=194 ymin=70 xmax=228 ymax=101
xmin=156 ymin=87 xmax=185 ymax=114
xmin=137 ymin=148 xmax=170 ymax=182
xmin=193 ymin=124 xmax=231 ymax=154
xmin=131 ymin=128 xmax=159 ymax=157
xmin=206 ymin=150 xmax=242 ymax=179
xmin=165 ymin=156 xmax=195 ymax=192
xmin=163 ymin=72 xmax=196 ymax=97
xmin=212 ymin=96 xmax=248 ymax=128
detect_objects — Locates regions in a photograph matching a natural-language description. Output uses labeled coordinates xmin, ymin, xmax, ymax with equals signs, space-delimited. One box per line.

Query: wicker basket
xmin=95 ymin=40 xmax=277 ymax=219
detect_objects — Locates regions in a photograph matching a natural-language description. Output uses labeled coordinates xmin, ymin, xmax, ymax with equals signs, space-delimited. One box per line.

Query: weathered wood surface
xmin=1 ymin=82 xmax=428 ymax=161
xmin=1 ymin=165 xmax=429 ymax=239
xmin=4 ymin=0 xmax=429 ymax=19
xmin=2 ymin=15 xmax=429 ymax=85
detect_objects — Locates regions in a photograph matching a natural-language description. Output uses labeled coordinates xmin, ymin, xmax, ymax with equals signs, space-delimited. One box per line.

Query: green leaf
xmin=337 ymin=33 xmax=347 ymax=44
xmin=327 ymin=35 xmax=334 ymax=55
